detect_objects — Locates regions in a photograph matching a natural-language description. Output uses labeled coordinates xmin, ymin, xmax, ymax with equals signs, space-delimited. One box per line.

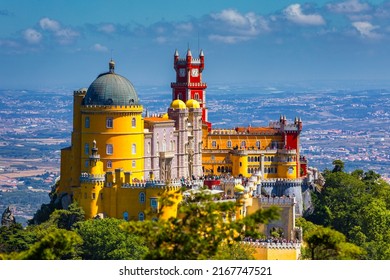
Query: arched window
xmin=241 ymin=141 xmax=246 ymax=148
xmin=132 ymin=144 xmax=136 ymax=154
xmin=107 ymin=160 xmax=112 ymax=169
xmin=132 ymin=117 xmax=136 ymax=128
xmin=123 ymin=211 xmax=129 ymax=221
xmin=138 ymin=212 xmax=145 ymax=221
xmin=162 ymin=140 xmax=166 ymax=152
xmin=84 ymin=143 xmax=89 ymax=155
xmin=106 ymin=144 xmax=113 ymax=155
xmin=106 ymin=117 xmax=113 ymax=128
xmin=85 ymin=117 xmax=90 ymax=128
xmin=227 ymin=140 xmax=232 ymax=148
xmin=132 ymin=160 xmax=136 ymax=168
xmin=212 ymin=141 xmax=217 ymax=148
xmin=256 ymin=141 xmax=260 ymax=148
xmin=139 ymin=192 xmax=145 ymax=203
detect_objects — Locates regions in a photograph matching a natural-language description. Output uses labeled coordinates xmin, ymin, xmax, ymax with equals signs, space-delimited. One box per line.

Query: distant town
xmin=0 ymin=85 xmax=389 ymax=224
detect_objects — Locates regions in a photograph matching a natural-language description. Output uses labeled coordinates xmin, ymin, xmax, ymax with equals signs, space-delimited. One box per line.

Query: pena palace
xmin=57 ymin=49 xmax=320 ymax=260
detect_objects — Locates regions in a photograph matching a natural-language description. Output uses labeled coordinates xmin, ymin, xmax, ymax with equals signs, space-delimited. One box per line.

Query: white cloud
xmin=327 ymin=0 xmax=370 ymax=14
xmin=212 ymin=9 xmax=248 ymax=27
xmin=352 ymin=21 xmax=381 ymax=39
xmin=23 ymin=28 xmax=42 ymax=44
xmin=175 ymin=22 xmax=193 ymax=33
xmin=98 ymin=24 xmax=116 ymax=34
xmin=209 ymin=9 xmax=269 ymax=41
xmin=39 ymin=17 xmax=61 ymax=31
xmin=38 ymin=17 xmax=79 ymax=45
xmin=92 ymin=43 xmax=109 ymax=52
xmin=208 ymin=34 xmax=250 ymax=44
xmin=284 ymin=4 xmax=325 ymax=26
xmin=54 ymin=28 xmax=79 ymax=44
xmin=155 ymin=36 xmax=168 ymax=44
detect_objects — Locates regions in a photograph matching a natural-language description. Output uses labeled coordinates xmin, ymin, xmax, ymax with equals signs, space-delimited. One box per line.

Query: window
xmin=92 ymin=193 xmax=96 ymax=199
xmin=132 ymin=160 xmax=136 ymax=168
xmin=132 ymin=117 xmax=136 ymax=128
xmin=288 ymin=167 xmax=294 ymax=174
xmin=100 ymin=193 xmax=103 ymax=200
xmin=241 ymin=141 xmax=246 ymax=148
xmin=85 ymin=160 xmax=88 ymax=168
xmin=106 ymin=144 xmax=113 ymax=155
xmin=123 ymin=211 xmax=129 ymax=221
xmin=147 ymin=142 xmax=151 ymax=154
xmin=212 ymin=141 xmax=217 ymax=148
xmin=227 ymin=140 xmax=232 ymax=148
xmin=132 ymin=144 xmax=136 ymax=154
xmin=107 ymin=160 xmax=112 ymax=169
xmin=156 ymin=141 xmax=159 ymax=153
xmin=138 ymin=212 xmax=145 ymax=221
xmin=150 ymin=198 xmax=158 ymax=209
xmin=84 ymin=143 xmax=89 ymax=155
xmin=85 ymin=117 xmax=90 ymax=128
xmin=162 ymin=141 xmax=166 ymax=152
xmin=194 ymin=93 xmax=199 ymax=100
xmin=256 ymin=141 xmax=261 ymax=148
xmin=139 ymin=192 xmax=145 ymax=203
xmin=106 ymin=117 xmax=113 ymax=128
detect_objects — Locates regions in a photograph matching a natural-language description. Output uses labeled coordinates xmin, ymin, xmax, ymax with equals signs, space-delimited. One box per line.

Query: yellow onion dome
xmin=170 ymin=99 xmax=186 ymax=110
xmin=186 ymin=99 xmax=200 ymax=109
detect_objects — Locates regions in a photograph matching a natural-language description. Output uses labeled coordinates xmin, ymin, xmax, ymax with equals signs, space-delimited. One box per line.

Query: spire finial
xmin=109 ymin=59 xmax=115 ymax=73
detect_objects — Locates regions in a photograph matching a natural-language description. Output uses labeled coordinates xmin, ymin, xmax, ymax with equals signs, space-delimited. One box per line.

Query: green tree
xmin=123 ymin=191 xmax=280 ymax=260
xmin=212 ymin=242 xmax=256 ymax=260
xmin=46 ymin=202 xmax=85 ymax=230
xmin=297 ymin=218 xmax=365 ymax=260
xmin=74 ymin=218 xmax=148 ymax=260
xmin=305 ymin=163 xmax=390 ymax=260
xmin=0 ymin=223 xmax=38 ymax=254
xmin=0 ymin=228 xmax=82 ymax=260
xmin=331 ymin=159 xmax=345 ymax=173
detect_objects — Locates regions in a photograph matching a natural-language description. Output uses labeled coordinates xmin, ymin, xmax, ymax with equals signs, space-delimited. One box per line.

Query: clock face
xmin=191 ymin=68 xmax=199 ymax=77
xmin=179 ymin=68 xmax=186 ymax=77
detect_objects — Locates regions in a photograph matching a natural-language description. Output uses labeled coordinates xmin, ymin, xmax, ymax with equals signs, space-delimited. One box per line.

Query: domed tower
xmin=59 ymin=60 xmax=145 ymax=197
xmin=168 ymin=99 xmax=189 ymax=178
xmin=80 ymin=60 xmax=144 ymax=178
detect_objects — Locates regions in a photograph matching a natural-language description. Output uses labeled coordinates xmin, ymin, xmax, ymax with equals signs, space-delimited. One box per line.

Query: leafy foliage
xmin=123 ymin=191 xmax=280 ymax=260
xmin=0 ymin=228 xmax=82 ymax=260
xmin=297 ymin=218 xmax=365 ymax=260
xmin=74 ymin=218 xmax=148 ymax=260
xmin=305 ymin=160 xmax=390 ymax=259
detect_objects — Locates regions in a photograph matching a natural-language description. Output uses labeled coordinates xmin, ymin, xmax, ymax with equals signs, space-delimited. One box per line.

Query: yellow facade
xmin=202 ymin=126 xmax=300 ymax=180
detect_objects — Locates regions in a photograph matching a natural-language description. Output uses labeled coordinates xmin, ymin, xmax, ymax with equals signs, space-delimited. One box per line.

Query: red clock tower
xmin=171 ymin=48 xmax=208 ymax=124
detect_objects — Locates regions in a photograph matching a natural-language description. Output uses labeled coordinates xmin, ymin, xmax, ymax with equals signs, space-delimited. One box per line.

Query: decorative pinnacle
xmin=109 ymin=59 xmax=115 ymax=73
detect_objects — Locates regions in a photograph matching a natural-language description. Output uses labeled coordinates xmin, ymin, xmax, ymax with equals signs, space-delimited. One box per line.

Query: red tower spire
xmin=171 ymin=48 xmax=208 ymax=124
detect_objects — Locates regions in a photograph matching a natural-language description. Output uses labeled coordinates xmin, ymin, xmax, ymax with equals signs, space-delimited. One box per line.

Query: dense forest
xmin=1 ymin=161 xmax=389 ymax=260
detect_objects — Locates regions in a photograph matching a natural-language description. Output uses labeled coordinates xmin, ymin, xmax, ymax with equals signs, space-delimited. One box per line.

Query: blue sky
xmin=1 ymin=0 xmax=390 ymax=89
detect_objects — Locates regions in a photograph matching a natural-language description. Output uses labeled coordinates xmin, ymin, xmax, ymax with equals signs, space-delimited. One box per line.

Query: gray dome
xmin=84 ymin=61 xmax=139 ymax=106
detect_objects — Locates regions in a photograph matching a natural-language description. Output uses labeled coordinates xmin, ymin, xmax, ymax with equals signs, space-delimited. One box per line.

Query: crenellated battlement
xmin=80 ymin=173 xmax=105 ymax=183
xmin=259 ymin=196 xmax=296 ymax=206
xmin=242 ymin=241 xmax=301 ymax=249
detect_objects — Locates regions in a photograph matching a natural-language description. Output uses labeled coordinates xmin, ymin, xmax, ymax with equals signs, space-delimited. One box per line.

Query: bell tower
xmin=171 ymin=48 xmax=208 ymax=123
